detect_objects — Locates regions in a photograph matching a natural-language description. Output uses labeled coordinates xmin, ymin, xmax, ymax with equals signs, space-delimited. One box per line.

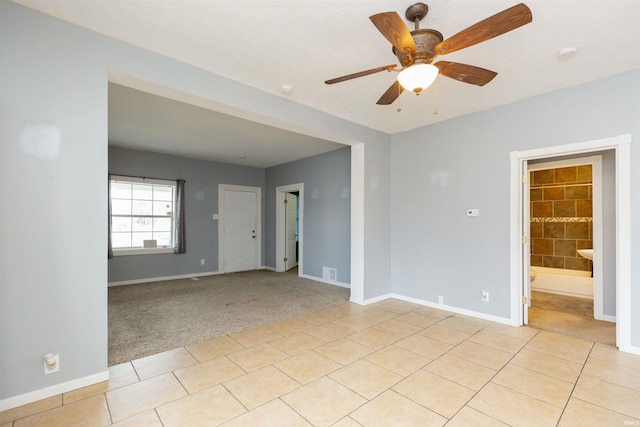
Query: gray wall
xmin=3 ymin=0 xmax=639 ymax=407
xmin=108 ymin=147 xmax=265 ymax=283
xmin=265 ymin=147 xmax=351 ymax=283
xmin=391 ymin=70 xmax=639 ymax=323
xmin=1 ymin=2 xmax=387 ymax=403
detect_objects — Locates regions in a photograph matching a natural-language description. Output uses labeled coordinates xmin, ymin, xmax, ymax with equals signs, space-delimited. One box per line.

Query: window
xmin=109 ymin=175 xmax=176 ymax=255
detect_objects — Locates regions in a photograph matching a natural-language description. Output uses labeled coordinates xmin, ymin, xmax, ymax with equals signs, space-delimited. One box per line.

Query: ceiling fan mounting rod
xmin=405 ymin=2 xmax=429 ymax=30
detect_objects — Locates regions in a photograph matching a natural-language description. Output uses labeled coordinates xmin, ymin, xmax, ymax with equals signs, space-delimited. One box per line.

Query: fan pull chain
xmin=432 ymin=78 xmax=438 ymax=115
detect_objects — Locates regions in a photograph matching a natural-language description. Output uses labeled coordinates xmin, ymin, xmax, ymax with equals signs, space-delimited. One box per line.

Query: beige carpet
xmin=528 ymin=291 xmax=616 ymax=346
xmin=108 ymin=269 xmax=350 ymax=366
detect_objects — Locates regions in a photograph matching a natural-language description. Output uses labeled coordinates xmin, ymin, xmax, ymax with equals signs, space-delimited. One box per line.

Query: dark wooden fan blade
xmin=435 ymin=3 xmax=532 ymax=55
xmin=325 ymin=64 xmax=397 ymax=85
xmin=370 ymin=12 xmax=416 ymax=53
xmin=377 ymin=80 xmax=404 ymax=105
xmin=435 ymin=61 xmax=497 ymax=86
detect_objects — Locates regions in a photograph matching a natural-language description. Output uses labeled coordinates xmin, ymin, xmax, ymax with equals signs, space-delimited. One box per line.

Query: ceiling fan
xmin=325 ymin=2 xmax=532 ymax=105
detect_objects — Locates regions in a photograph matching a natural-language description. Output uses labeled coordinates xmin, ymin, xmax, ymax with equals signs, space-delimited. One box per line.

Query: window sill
xmin=112 ymin=248 xmax=174 ymax=256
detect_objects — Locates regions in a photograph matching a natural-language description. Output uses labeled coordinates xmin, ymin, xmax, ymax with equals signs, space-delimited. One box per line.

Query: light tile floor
xmin=2 ymin=299 xmax=640 ymax=426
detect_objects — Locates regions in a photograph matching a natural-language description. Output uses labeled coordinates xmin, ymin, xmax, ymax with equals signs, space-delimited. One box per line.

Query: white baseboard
xmin=359 ymin=293 xmax=514 ymax=326
xmin=603 ymin=314 xmax=617 ymax=323
xmin=0 ymin=370 xmax=109 ymax=412
xmin=108 ymin=271 xmax=221 ymax=287
xmin=299 ymin=273 xmax=350 ymax=289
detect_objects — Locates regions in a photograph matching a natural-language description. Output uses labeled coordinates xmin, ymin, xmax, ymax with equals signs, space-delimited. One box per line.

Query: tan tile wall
xmin=530 ymin=165 xmax=592 ymax=271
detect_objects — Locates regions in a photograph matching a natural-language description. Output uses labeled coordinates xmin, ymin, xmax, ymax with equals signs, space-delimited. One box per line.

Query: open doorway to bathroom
xmin=526 ymin=156 xmax=615 ymax=346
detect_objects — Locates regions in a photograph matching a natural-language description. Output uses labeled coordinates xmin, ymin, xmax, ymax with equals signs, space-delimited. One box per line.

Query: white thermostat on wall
xmin=466 ymin=209 xmax=479 ymax=217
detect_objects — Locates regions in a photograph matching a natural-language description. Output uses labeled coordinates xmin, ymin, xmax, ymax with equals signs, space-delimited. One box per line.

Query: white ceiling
xmin=14 ymin=0 xmax=640 ymax=167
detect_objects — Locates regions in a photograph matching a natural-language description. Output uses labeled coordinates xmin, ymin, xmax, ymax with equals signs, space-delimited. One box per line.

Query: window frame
xmin=109 ymin=175 xmax=177 ymax=256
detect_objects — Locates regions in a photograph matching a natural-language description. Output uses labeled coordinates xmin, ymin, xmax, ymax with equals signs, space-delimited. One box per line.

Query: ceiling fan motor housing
xmin=393 ymin=29 xmax=443 ymax=67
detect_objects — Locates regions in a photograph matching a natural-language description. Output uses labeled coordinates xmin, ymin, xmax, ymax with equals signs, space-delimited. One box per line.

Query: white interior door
xmin=285 ymin=193 xmax=298 ymax=271
xmin=222 ymin=189 xmax=258 ymax=273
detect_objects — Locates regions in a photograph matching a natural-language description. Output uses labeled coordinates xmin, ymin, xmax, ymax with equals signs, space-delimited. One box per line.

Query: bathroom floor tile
xmin=589 ymin=343 xmax=640 ymax=370
xmin=269 ymin=332 xmax=324 ymax=356
xmin=0 ymin=395 xmax=62 ymax=425
xmin=350 ymin=390 xmax=447 ymax=427
xmin=329 ymin=359 xmax=403 ymax=400
xmin=483 ymin=323 xmax=540 ymax=341
xmin=447 ymin=341 xmax=513 ymax=370
xmin=156 ymin=384 xmax=246 ymax=426
xmin=394 ymin=334 xmax=452 ymax=359
xmin=509 ymin=349 xmax=582 ymax=383
xmin=581 ymin=358 xmax=640 ymax=391
xmin=106 ymin=373 xmax=188 ymax=422
xmin=525 ymin=334 xmax=591 ymax=364
xmin=186 ymin=335 xmax=245 ymax=362
xmin=468 ymin=330 xmax=528 ymax=354
xmin=220 ymin=399 xmax=311 ymax=427
xmin=418 ymin=324 xmax=471 ymax=346
xmin=445 ymin=406 xmax=509 ymax=427
xmin=572 ymin=375 xmax=640 ymax=419
xmin=63 ymin=381 xmax=108 ymax=405
xmin=371 ymin=319 xmax=422 ymax=338
xmin=314 ymin=338 xmax=373 ymax=365
xmin=319 ymin=303 xmax=367 ymax=318
xmin=132 ymin=347 xmax=197 ymax=380
xmin=332 ymin=315 xmax=380 ymax=332
xmin=393 ymin=370 xmax=475 ymax=418
xmin=109 ymin=410 xmax=163 ymax=427
xmin=305 ymin=322 xmax=352 ymax=342
xmin=414 ymin=306 xmax=454 ymax=319
xmin=365 ymin=346 xmax=430 ymax=376
xmin=394 ymin=311 xmax=441 ymax=328
xmin=355 ymin=308 xmax=399 ymax=323
xmin=347 ymin=328 xmax=398 ymax=350
xmin=266 ymin=317 xmax=314 ymax=336
xmin=559 ymin=397 xmax=640 ymax=427
xmin=106 ymin=362 xmax=140 ymax=391
xmin=436 ymin=316 xmax=487 ymax=334
xmin=423 ymin=354 xmax=497 ymax=391
xmin=377 ymin=299 xmax=424 ymax=314
xmin=492 ymin=364 xmax=574 ymax=408
xmin=174 ymin=356 xmax=245 ymax=394
xmin=229 ymin=326 xmax=283 ymax=348
xmin=294 ymin=311 xmax=337 ymax=326
xmin=226 ymin=342 xmax=289 ymax=372
xmin=223 ymin=366 xmax=300 ymax=410
xmin=275 ymin=351 xmax=341 ymax=384
xmin=468 ymin=383 xmax=562 ymax=426
xmin=13 ymin=394 xmax=110 ymax=427
xmin=281 ymin=377 xmax=367 ymax=427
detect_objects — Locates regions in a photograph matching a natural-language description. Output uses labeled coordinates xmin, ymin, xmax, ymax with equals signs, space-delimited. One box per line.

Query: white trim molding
xmin=0 ymin=371 xmax=109 ymax=412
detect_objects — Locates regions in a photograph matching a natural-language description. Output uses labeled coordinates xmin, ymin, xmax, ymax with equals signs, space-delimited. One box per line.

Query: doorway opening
xmin=510 ymin=134 xmax=632 ymax=352
xmin=525 ymin=156 xmax=615 ymax=345
xmin=276 ymin=183 xmax=304 ymax=274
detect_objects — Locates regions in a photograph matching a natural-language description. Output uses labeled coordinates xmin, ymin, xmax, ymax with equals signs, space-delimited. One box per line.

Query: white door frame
xmin=510 ymin=134 xmax=632 ymax=352
xmin=218 ymin=184 xmax=262 ymax=273
xmin=526 ymin=156 xmax=603 ymax=320
xmin=276 ymin=183 xmax=304 ymax=273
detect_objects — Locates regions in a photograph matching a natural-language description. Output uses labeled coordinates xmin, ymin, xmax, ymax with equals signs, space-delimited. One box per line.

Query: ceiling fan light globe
xmin=397 ymin=64 xmax=438 ymax=93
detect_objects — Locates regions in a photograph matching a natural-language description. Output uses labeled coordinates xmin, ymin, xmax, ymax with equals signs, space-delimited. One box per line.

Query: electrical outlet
xmin=438 ymin=296 xmax=444 ymax=304
xmin=44 ymin=353 xmax=59 ymax=375
xmin=200 ymin=259 xmax=205 ymax=265
xmin=482 ymin=290 xmax=489 ymax=302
